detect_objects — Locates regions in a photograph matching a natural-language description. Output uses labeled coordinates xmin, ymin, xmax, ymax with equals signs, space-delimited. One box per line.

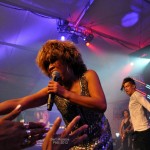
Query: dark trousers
xmin=133 ymin=128 xmax=150 ymax=150
xmin=122 ymin=134 xmax=133 ymax=150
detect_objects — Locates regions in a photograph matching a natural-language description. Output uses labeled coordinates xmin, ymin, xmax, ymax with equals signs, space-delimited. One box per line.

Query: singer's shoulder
xmin=84 ymin=70 xmax=99 ymax=79
xmin=85 ymin=69 xmax=97 ymax=74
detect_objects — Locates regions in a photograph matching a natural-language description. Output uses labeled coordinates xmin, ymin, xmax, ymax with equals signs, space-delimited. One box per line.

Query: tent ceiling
xmin=0 ymin=0 xmax=150 ymax=103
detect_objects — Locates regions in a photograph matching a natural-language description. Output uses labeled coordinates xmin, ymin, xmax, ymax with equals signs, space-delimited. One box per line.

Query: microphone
xmin=47 ymin=71 xmax=60 ymax=111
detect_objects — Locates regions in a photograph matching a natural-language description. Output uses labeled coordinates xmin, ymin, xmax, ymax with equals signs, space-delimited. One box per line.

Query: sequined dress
xmin=54 ymin=75 xmax=113 ymax=150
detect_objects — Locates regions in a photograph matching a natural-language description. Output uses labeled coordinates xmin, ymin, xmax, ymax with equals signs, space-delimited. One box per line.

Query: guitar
xmin=121 ymin=124 xmax=132 ymax=142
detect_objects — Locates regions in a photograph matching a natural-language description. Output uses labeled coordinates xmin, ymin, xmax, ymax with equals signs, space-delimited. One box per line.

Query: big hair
xmin=122 ymin=109 xmax=130 ymax=117
xmin=36 ymin=40 xmax=87 ymax=78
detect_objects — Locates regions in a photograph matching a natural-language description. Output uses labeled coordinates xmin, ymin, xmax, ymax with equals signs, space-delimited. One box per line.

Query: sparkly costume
xmin=54 ymin=75 xmax=113 ymax=150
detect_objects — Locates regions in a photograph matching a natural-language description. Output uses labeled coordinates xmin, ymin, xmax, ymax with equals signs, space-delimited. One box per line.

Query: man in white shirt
xmin=121 ymin=77 xmax=150 ymax=150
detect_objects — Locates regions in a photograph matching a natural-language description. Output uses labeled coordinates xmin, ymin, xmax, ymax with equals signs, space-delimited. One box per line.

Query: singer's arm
xmin=48 ymin=70 xmax=106 ymax=112
xmin=0 ymin=87 xmax=48 ymax=115
xmin=67 ymin=70 xmax=106 ymax=112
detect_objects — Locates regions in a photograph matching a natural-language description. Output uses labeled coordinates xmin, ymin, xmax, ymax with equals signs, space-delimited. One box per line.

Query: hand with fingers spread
xmin=21 ymin=121 xmax=48 ymax=149
xmin=0 ymin=120 xmax=47 ymax=150
xmin=42 ymin=116 xmax=88 ymax=150
xmin=0 ymin=105 xmax=48 ymax=150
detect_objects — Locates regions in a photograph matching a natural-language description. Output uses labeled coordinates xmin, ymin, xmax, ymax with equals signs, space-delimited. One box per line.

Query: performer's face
xmin=123 ymin=82 xmax=136 ymax=96
xmin=48 ymin=60 xmax=70 ymax=81
xmin=123 ymin=111 xmax=129 ymax=118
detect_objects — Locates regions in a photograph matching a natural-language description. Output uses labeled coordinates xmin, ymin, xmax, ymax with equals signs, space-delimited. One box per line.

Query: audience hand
xmin=0 ymin=104 xmax=21 ymax=121
xmin=0 ymin=105 xmax=48 ymax=150
xmin=42 ymin=116 xmax=88 ymax=150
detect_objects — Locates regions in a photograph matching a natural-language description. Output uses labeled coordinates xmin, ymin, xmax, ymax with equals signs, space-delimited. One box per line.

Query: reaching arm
xmin=42 ymin=116 xmax=88 ymax=150
xmin=66 ymin=70 xmax=106 ymax=112
xmin=0 ymin=87 xmax=48 ymax=115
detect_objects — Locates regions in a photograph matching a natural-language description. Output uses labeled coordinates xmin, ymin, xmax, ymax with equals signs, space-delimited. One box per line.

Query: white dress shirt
xmin=129 ymin=91 xmax=150 ymax=131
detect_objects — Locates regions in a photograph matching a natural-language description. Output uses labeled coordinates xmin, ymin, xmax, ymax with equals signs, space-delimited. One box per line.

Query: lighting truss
xmin=56 ymin=19 xmax=94 ymax=44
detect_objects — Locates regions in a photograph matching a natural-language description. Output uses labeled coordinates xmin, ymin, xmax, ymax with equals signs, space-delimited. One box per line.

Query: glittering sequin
xmin=54 ymin=75 xmax=113 ymax=150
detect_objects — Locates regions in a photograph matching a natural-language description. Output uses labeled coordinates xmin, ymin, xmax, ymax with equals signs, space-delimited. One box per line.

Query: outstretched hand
xmin=0 ymin=104 xmax=21 ymax=121
xmin=0 ymin=105 xmax=48 ymax=150
xmin=42 ymin=116 xmax=88 ymax=150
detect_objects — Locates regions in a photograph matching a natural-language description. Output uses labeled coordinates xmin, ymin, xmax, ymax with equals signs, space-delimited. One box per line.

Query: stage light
xmin=82 ymin=33 xmax=94 ymax=45
xmin=65 ymin=26 xmax=71 ymax=32
xmin=56 ymin=19 xmax=94 ymax=44
xmin=83 ymin=36 xmax=86 ymax=41
xmin=85 ymin=33 xmax=94 ymax=43
xmin=129 ymin=45 xmax=150 ymax=59
xmin=146 ymin=84 xmax=150 ymax=89
xmin=71 ymin=34 xmax=79 ymax=44
xmin=57 ymin=19 xmax=69 ymax=27
xmin=115 ymin=133 xmax=120 ymax=138
xmin=121 ymin=12 xmax=139 ymax=27
xmin=57 ymin=19 xmax=71 ymax=33
xmin=86 ymin=42 xmax=90 ymax=46
xmin=60 ymin=36 xmax=65 ymax=41
xmin=130 ymin=62 xmax=134 ymax=66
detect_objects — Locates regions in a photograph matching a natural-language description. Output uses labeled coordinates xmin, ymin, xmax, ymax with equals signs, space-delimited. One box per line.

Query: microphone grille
xmin=52 ymin=71 xmax=60 ymax=78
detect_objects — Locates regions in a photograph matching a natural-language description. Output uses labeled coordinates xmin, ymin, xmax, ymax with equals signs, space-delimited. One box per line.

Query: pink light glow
xmin=87 ymin=43 xmax=105 ymax=56
xmin=122 ymin=63 xmax=133 ymax=75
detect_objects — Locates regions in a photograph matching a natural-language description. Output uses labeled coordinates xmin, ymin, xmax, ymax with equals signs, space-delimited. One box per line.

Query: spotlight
xmin=129 ymin=45 xmax=150 ymax=59
xmin=71 ymin=34 xmax=79 ymax=44
xmin=115 ymin=133 xmax=120 ymax=138
xmin=57 ymin=19 xmax=71 ymax=33
xmin=86 ymin=42 xmax=90 ymax=46
xmin=130 ymin=62 xmax=134 ymax=66
xmin=146 ymin=84 xmax=150 ymax=89
xmin=85 ymin=33 xmax=94 ymax=43
xmin=56 ymin=19 xmax=94 ymax=44
xmin=65 ymin=26 xmax=71 ymax=32
xmin=60 ymin=36 xmax=65 ymax=41
xmin=57 ymin=19 xmax=69 ymax=26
